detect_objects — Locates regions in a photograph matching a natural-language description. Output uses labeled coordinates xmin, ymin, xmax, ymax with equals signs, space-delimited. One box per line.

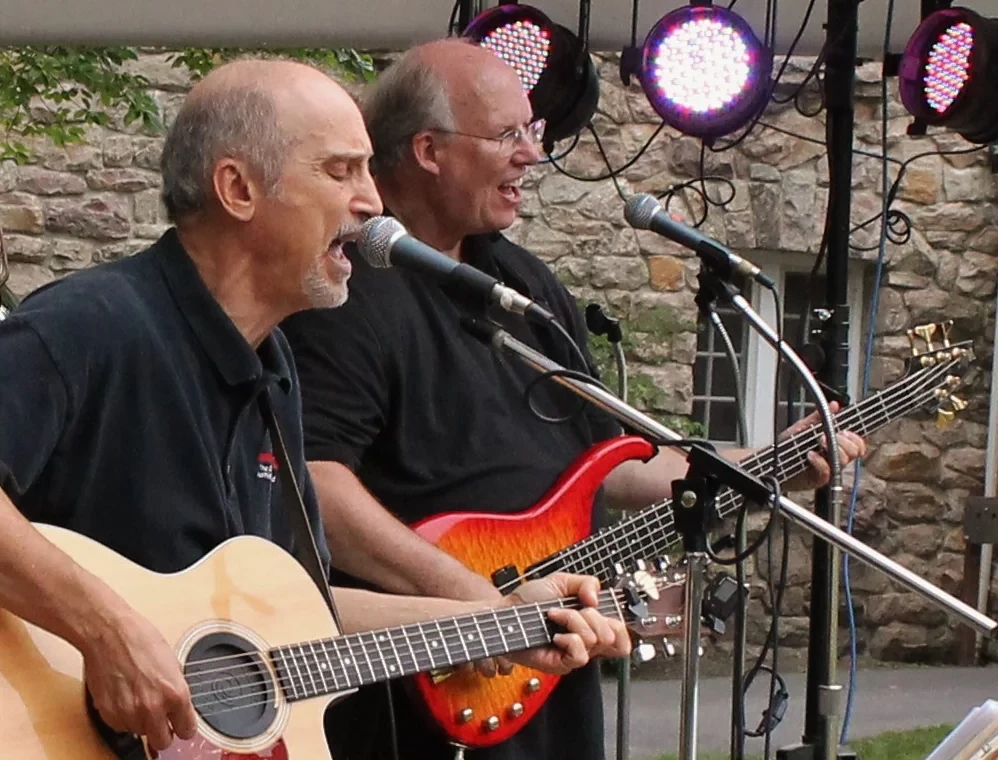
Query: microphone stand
xmin=463 ymin=317 xmax=998 ymax=757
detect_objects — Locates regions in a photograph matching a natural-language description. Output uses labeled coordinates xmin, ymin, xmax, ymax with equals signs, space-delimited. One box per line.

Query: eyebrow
xmin=325 ymin=150 xmax=372 ymax=163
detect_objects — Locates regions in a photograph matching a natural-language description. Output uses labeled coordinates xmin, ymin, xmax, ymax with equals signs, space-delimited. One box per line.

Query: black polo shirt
xmin=281 ymin=233 xmax=620 ymax=760
xmin=0 ymin=228 xmax=329 ymax=575
xmin=283 ymin=233 xmax=620 ymax=524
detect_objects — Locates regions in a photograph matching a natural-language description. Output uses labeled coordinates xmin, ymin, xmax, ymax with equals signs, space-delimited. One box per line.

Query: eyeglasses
xmin=433 ymin=118 xmax=546 ymax=154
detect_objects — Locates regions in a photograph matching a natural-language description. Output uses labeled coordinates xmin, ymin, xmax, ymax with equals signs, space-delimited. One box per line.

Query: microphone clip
xmin=585 ymin=303 xmax=622 ymax=343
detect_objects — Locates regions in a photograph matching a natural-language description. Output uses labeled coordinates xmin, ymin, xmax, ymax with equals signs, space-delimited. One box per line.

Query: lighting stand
xmin=785 ymin=0 xmax=861 ymax=758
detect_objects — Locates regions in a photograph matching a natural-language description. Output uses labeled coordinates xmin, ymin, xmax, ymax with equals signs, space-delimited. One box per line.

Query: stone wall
xmin=2 ymin=51 xmax=997 ymax=664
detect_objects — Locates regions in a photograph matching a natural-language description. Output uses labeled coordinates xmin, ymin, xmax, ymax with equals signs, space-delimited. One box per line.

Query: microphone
xmin=623 ymin=193 xmax=775 ymax=289
xmin=357 ymin=216 xmax=556 ymax=323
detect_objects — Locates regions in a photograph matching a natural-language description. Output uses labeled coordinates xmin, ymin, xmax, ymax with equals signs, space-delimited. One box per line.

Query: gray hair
xmin=160 ymin=86 xmax=295 ymax=222
xmin=361 ymin=56 xmax=456 ymax=177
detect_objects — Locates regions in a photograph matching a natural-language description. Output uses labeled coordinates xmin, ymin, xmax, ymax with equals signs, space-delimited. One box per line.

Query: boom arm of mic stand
xmin=468 ymin=320 xmax=998 ymax=637
xmin=718 ymin=280 xmax=844 ymax=510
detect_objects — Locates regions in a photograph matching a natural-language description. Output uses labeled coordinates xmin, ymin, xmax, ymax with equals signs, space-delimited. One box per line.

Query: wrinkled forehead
xmin=280 ymin=82 xmax=372 ymax=156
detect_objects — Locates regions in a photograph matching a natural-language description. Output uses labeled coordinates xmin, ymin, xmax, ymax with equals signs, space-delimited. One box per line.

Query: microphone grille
xmin=358 ymin=216 xmax=406 ymax=268
xmin=623 ymin=193 xmax=661 ymax=230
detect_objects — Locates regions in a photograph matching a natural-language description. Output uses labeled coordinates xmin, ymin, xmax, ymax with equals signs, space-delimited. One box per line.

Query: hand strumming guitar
xmin=79 ymin=589 xmax=197 ymax=755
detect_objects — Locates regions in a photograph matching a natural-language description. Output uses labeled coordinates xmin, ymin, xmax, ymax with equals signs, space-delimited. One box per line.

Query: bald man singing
xmin=0 ymin=57 xmax=631 ymax=757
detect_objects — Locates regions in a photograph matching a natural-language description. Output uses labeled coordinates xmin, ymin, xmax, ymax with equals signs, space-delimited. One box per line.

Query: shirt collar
xmin=153 ymin=228 xmax=292 ymax=393
xmin=461 ymin=232 xmax=538 ymax=299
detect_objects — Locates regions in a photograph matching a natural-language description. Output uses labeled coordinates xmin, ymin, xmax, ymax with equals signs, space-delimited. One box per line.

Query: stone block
xmin=590 ymin=256 xmax=647 ymax=290
xmin=16 ymin=166 xmax=87 ymax=195
xmin=866 ymin=441 xmax=941 ymax=482
xmin=86 ymin=169 xmax=160 ymax=192
xmin=0 ymin=192 xmax=45 ymax=234
xmin=647 ymin=255 xmax=684 ymax=291
xmin=45 ymin=196 xmax=130 ymax=240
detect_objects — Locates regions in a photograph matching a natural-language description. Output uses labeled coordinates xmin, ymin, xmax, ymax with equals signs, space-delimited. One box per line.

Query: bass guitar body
xmin=1 ymin=526 xmax=346 ymax=760
xmin=411 ymin=435 xmax=655 ymax=748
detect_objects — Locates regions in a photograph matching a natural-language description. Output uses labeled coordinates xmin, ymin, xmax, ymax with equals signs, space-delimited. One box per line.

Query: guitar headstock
xmin=904 ymin=320 xmax=975 ymax=427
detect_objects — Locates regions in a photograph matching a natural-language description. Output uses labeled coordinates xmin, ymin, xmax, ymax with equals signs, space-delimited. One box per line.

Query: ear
xmin=411 ymin=131 xmax=443 ymax=176
xmin=211 ymin=157 xmax=263 ymax=222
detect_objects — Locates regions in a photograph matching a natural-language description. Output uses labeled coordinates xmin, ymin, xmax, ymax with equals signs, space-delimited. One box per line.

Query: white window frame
xmin=740 ymin=252 xmax=865 ymax=447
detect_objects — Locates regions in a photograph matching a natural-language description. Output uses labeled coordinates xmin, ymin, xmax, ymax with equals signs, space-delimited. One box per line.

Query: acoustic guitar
xmin=0 ymin=524 xmax=683 ymax=759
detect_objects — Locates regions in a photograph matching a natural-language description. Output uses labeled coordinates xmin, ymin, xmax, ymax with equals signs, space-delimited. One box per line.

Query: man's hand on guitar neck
xmin=602 ymin=402 xmax=868 ymax=511
xmin=778 ymin=402 xmax=867 ymax=492
xmin=502 ymin=572 xmax=631 ymax=675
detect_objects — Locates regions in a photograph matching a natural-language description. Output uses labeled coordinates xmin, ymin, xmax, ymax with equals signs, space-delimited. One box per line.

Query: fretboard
xmin=268 ymin=588 xmax=627 ymax=702
xmin=528 ymin=352 xmax=964 ymax=587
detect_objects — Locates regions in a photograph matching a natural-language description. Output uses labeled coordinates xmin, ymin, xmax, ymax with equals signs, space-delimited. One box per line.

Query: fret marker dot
xmin=390 ymin=665 xmax=397 ymax=673
xmin=431 ymin=640 xmax=440 ymax=648
xmin=320 ymin=662 xmax=329 ymax=670
xmin=344 ymin=658 xmax=352 ymax=665
xmin=378 ymin=634 xmax=387 ymax=642
xmin=467 ymin=633 xmax=476 ymax=641
xmin=507 ymin=626 xmax=516 ymax=633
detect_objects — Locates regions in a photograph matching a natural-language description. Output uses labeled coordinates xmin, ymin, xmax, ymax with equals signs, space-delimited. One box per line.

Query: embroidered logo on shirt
xmin=257 ymin=452 xmax=279 ymax=483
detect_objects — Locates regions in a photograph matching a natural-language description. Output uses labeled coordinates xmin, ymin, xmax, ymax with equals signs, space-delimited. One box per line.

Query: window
xmin=692 ymin=275 xmax=749 ymax=445
xmin=691 ymin=257 xmax=864 ymax=447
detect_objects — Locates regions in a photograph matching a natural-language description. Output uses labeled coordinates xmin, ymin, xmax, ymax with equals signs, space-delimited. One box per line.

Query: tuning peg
xmin=949 ymin=395 xmax=968 ymax=412
xmin=936 ymin=406 xmax=955 ymax=427
xmin=635 ymin=559 xmax=648 ymax=571
xmin=632 ymin=641 xmax=657 ymax=664
xmin=655 ymin=557 xmax=671 ymax=572
xmin=940 ymin=320 xmax=954 ymax=347
xmin=613 ymin=562 xmax=625 ymax=577
xmin=661 ymin=638 xmax=677 ymax=658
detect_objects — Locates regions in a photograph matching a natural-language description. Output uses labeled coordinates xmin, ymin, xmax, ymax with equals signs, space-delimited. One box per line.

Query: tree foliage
xmin=0 ymin=45 xmax=376 ymax=163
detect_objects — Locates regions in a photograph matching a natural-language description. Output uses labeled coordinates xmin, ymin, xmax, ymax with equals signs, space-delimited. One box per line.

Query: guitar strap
xmin=259 ymin=388 xmax=346 ymax=634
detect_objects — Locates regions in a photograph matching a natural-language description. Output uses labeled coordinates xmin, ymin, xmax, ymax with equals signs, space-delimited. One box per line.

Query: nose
xmin=513 ymin=137 xmax=542 ymax=166
xmin=352 ymin=166 xmax=384 ymax=219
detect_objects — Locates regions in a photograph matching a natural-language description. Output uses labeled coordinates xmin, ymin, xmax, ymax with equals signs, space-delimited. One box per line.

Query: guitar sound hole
xmin=184 ymin=632 xmax=278 ymax=740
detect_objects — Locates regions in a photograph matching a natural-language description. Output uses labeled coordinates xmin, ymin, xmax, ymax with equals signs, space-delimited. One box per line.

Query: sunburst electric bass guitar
xmin=411 ymin=321 xmax=974 ymax=747
xmin=1 ymin=525 xmax=684 ymax=760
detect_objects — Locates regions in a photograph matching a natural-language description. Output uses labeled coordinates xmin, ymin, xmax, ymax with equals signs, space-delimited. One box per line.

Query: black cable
xmin=446 ymin=0 xmax=460 ymax=35
xmin=539 ymin=132 xmax=582 ymax=164
xmin=545 ymin=121 xmax=668 ymax=183
xmin=709 ymin=0 xmax=820 ymax=154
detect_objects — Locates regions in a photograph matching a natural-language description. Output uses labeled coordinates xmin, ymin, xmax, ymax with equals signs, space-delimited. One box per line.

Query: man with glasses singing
xmin=281 ymin=37 xmax=859 ymax=760
xmin=280 ymin=38 xmax=619 ymax=760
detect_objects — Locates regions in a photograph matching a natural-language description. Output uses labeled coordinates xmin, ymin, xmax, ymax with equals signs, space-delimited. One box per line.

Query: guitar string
xmin=184 ymin=355 xmax=956 ymax=699
xmin=175 ymin=356 xmax=962 ymax=721
xmin=580 ymin=362 xmax=958 ymax=581
xmin=514 ymin=357 xmax=960 ymax=585
xmin=184 ymin=589 xmax=651 ymax=716
xmin=181 ymin=355 xmax=955 ymax=683
xmin=565 ymin=362 xmax=958 ymax=582
xmin=183 ymin=587 xmax=642 ymax=690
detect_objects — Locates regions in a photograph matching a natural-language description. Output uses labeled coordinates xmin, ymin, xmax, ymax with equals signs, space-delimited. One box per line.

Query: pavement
xmin=601 ymin=666 xmax=998 ymax=759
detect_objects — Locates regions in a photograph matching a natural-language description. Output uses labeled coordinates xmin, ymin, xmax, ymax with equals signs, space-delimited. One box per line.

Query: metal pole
xmin=799 ymin=1 xmax=861 ymax=757
xmin=679 ymin=552 xmax=708 ymax=760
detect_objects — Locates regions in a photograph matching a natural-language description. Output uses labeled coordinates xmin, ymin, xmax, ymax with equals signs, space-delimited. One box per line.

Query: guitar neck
xmin=549 ymin=355 xmax=961 ymax=584
xmin=268 ymin=590 xmax=628 ymax=702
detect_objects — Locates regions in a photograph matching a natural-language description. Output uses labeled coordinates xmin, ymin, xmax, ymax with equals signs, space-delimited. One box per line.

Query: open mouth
xmin=498 ymin=176 xmax=523 ymax=204
xmin=325 ymin=228 xmax=361 ymax=275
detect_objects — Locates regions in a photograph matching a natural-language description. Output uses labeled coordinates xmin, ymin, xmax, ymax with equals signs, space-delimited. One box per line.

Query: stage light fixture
xmin=900 ymin=7 xmax=998 ymax=144
xmin=622 ymin=4 xmax=773 ymax=141
xmin=464 ymin=3 xmax=599 ymax=148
